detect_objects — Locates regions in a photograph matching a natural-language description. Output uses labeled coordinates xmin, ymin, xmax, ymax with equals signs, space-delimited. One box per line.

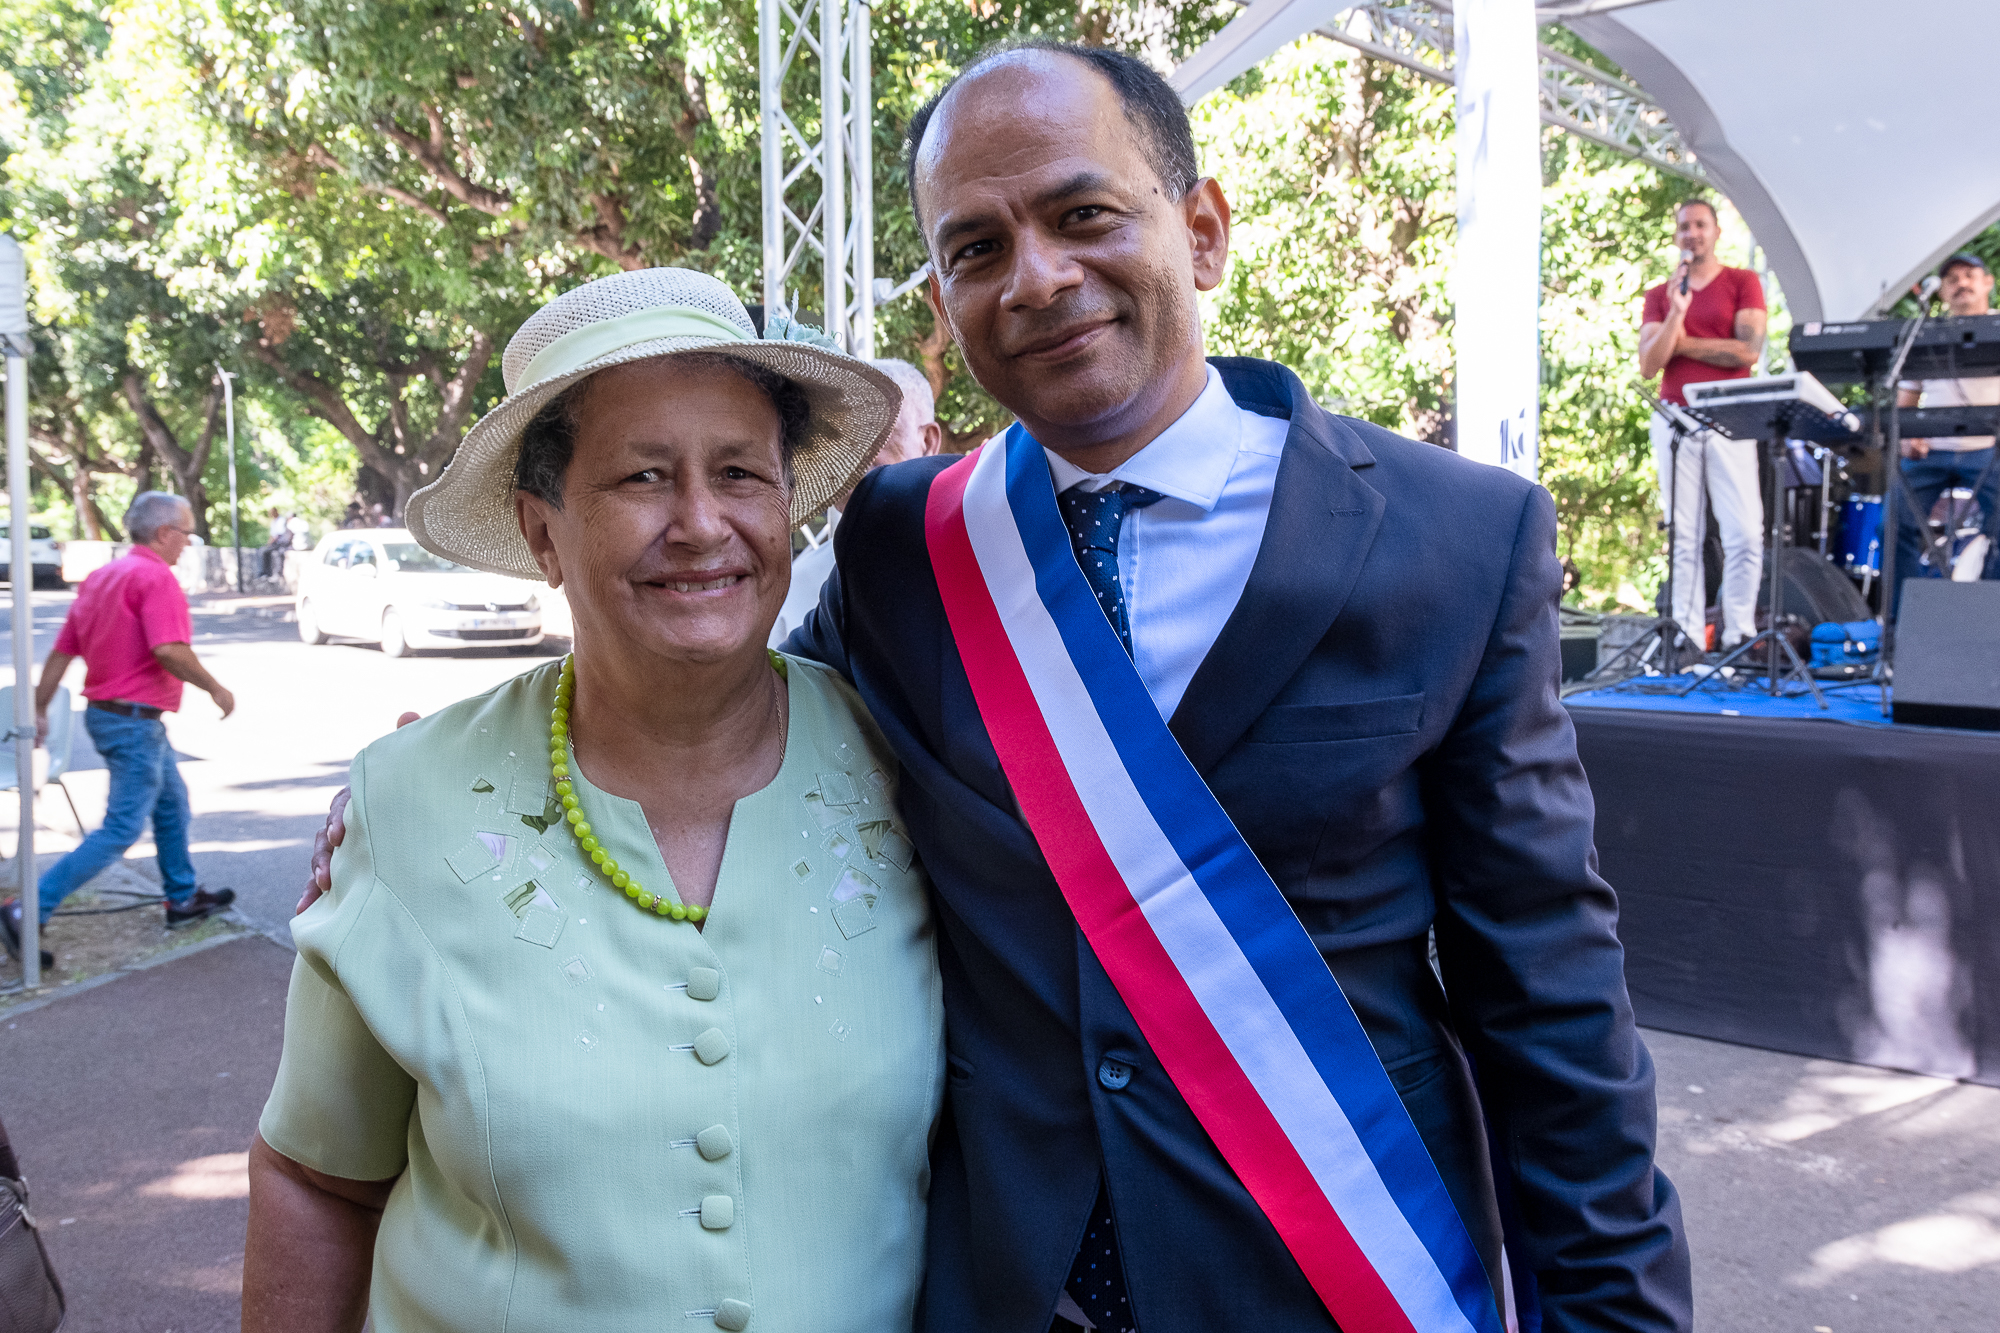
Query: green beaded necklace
xmin=549 ymin=655 xmax=706 ymax=923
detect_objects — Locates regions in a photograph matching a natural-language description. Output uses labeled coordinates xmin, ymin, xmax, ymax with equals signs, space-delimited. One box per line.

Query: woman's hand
xmin=242 ymin=1134 xmax=398 ymax=1333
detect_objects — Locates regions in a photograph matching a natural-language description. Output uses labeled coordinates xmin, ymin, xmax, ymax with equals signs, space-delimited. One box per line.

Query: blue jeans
xmin=35 ymin=709 xmax=197 ymax=924
xmin=1894 ymin=446 xmax=2000 ymax=616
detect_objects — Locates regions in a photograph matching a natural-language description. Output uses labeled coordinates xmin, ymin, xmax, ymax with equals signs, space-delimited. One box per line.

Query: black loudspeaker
xmin=1759 ymin=546 xmax=1872 ymax=625
xmin=1894 ymin=581 xmax=2000 ymax=730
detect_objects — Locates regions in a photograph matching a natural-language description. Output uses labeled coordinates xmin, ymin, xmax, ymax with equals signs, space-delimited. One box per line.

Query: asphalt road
xmin=0 ymin=588 xmax=563 ymax=935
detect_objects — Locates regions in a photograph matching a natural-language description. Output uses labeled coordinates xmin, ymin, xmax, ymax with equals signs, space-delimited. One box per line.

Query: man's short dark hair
xmin=903 ymin=41 xmax=1199 ymax=243
xmin=514 ymin=353 xmax=808 ymax=509
xmin=1675 ymin=197 xmax=1719 ymax=225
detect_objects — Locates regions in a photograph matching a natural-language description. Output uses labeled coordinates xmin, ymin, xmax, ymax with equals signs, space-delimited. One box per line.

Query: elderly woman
xmin=243 ymin=270 xmax=942 ymax=1333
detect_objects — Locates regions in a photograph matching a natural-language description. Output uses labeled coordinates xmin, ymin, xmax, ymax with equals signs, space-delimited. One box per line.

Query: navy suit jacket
xmin=788 ymin=358 xmax=1691 ymax=1333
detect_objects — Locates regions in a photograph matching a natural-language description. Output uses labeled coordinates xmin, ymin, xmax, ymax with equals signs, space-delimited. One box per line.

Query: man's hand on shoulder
xmin=298 ymin=711 xmax=421 ymax=915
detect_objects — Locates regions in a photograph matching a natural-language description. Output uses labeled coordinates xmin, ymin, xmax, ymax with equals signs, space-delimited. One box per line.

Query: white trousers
xmin=1650 ymin=412 xmax=1764 ymax=646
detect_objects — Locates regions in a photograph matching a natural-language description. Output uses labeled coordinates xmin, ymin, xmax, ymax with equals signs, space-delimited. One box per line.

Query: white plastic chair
xmin=0 ymin=685 xmax=86 ymax=833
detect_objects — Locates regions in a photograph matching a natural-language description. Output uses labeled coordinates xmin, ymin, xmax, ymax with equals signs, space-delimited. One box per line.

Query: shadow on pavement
xmin=0 ymin=935 xmax=292 ymax=1333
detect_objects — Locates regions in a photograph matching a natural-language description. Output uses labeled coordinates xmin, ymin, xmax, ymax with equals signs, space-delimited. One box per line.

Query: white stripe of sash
xmin=959 ymin=446 xmax=1478 ymax=1333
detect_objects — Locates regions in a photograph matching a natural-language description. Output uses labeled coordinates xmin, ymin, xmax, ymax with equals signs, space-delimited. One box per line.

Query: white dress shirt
xmin=1045 ymin=366 xmax=1290 ymax=719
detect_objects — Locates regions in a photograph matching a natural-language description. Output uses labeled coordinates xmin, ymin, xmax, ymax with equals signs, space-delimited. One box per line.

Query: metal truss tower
xmin=1203 ymin=1 xmax=1707 ymax=184
xmin=759 ymin=0 xmax=875 ymax=355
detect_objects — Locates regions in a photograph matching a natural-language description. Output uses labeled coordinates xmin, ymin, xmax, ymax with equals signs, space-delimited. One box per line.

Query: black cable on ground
xmin=50 ymin=887 xmax=168 ymax=917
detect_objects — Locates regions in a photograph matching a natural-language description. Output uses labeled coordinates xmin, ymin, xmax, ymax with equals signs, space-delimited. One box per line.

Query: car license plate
xmin=469 ymin=617 xmax=512 ymax=629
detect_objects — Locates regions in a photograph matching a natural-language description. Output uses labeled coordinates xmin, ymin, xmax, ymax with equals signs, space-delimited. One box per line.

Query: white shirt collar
xmin=1043 ymin=366 xmax=1241 ymax=513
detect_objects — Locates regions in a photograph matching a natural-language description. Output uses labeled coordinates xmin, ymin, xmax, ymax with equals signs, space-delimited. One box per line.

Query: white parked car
xmin=0 ymin=523 xmax=65 ymax=587
xmin=296 ymin=528 xmax=544 ymax=657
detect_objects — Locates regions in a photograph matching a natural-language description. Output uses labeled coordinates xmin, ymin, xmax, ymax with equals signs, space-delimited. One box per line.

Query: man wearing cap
xmin=1 ymin=492 xmax=236 ymax=969
xmin=1893 ymin=250 xmax=2000 ymax=606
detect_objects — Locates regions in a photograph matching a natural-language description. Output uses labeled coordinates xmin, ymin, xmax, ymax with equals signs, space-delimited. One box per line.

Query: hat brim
xmin=406 ymin=336 xmax=901 ymax=579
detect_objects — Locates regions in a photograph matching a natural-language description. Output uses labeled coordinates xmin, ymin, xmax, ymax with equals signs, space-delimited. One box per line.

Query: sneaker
xmin=0 ymin=899 xmax=54 ymax=973
xmin=166 ymin=887 xmax=237 ymax=929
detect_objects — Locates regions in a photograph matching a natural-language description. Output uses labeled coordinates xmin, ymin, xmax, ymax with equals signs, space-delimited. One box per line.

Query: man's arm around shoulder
xmin=1423 ymin=485 xmax=1692 ymax=1331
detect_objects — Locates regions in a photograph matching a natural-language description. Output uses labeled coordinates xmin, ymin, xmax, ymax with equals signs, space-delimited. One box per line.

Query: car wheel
xmin=380 ymin=610 xmax=412 ymax=658
xmin=297 ymin=598 xmax=329 ymax=645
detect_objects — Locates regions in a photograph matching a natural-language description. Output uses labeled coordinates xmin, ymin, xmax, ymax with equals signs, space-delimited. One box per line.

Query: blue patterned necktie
xmin=1053 ymin=478 xmax=1158 ymax=1333
xmin=1057 ymin=483 xmax=1164 ymax=657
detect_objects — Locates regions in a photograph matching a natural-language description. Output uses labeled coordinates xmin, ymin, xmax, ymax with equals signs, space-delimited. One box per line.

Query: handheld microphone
xmin=1679 ymin=249 xmax=1693 ymax=295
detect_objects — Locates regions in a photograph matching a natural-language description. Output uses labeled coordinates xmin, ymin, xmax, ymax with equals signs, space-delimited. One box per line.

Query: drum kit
xmin=1587 ymin=309 xmax=2000 ymax=710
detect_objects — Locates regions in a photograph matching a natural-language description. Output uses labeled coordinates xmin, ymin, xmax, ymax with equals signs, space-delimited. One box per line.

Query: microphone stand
xmin=1585 ymin=393 xmax=1703 ymax=682
xmin=1874 ymin=301 xmax=1933 ymax=715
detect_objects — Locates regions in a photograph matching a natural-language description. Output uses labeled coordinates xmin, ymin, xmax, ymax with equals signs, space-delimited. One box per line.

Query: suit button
xmin=686 ymin=967 xmax=721 ymax=1001
xmin=695 ymin=1124 xmax=734 ymax=1161
xmin=700 ymin=1194 xmax=734 ymax=1230
xmin=693 ymin=1027 xmax=731 ymax=1065
xmin=1097 ymin=1057 xmax=1133 ymax=1091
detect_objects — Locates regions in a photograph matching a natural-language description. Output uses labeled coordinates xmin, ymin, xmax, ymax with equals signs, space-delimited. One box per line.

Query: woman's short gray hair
xmin=125 ymin=491 xmax=192 ymax=543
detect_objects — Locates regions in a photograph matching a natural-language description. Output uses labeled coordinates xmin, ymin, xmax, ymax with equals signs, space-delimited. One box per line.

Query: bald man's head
xmin=904 ymin=42 xmax=1198 ymax=242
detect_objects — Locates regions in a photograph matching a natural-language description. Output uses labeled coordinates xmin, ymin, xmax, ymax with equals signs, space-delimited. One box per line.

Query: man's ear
xmin=1184 ymin=177 xmax=1231 ymax=293
xmin=925 ymin=269 xmax=952 ymax=336
xmin=919 ymin=421 xmax=943 ymax=457
xmin=516 ymin=492 xmax=564 ymax=588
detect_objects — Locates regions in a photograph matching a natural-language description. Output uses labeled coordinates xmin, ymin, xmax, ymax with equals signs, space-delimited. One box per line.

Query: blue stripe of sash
xmin=1000 ymin=429 xmax=1501 ymax=1333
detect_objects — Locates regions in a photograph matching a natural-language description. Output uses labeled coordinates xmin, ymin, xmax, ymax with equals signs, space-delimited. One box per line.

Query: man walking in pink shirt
xmin=1 ymin=492 xmax=237 ymax=969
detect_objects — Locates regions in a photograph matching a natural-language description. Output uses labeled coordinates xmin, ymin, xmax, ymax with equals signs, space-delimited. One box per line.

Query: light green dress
xmin=259 ymin=656 xmax=944 ymax=1333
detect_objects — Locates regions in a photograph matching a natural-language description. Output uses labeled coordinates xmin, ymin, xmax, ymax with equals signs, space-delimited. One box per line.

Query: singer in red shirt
xmin=1638 ymin=199 xmax=1768 ymax=650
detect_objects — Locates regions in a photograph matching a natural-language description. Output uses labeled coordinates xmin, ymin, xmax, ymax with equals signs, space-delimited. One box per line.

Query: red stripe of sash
xmin=925 ymin=453 xmax=1419 ymax=1332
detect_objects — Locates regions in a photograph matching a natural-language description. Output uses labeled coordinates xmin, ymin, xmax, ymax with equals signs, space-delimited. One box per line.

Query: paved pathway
xmin=2 ymin=935 xmax=291 ymax=1333
xmin=4 ymin=932 xmax=1997 ymax=1331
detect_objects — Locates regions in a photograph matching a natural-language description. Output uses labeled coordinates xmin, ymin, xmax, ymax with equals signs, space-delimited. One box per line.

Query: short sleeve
xmin=1735 ymin=268 xmax=1767 ymax=312
xmin=259 ymin=947 xmax=418 ymax=1181
xmin=1641 ymin=283 xmax=1666 ymax=325
xmin=52 ymin=610 xmax=80 ymax=657
xmin=136 ymin=571 xmax=193 ymax=651
xmin=258 ymin=750 xmax=416 ymax=1180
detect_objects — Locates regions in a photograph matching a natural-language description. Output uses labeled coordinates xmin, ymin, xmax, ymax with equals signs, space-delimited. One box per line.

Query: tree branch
xmin=378 ymin=117 xmax=515 ymax=216
xmin=244 ymin=343 xmax=385 ymax=466
xmin=426 ymin=330 xmax=495 ymax=451
xmin=576 ymin=193 xmax=647 ymax=270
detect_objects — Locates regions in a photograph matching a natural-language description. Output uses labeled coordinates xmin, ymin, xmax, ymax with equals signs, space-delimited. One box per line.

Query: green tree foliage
xmin=10 ymin=0 xmax=1959 ymax=607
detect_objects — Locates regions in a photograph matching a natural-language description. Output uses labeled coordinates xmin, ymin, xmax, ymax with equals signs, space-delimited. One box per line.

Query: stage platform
xmin=1567 ymin=688 xmax=2000 ymax=1088
xmin=1566 ymin=673 xmax=1888 ymax=725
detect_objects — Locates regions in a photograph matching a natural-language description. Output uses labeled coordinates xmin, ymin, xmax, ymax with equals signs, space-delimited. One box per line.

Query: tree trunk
xmin=120 ymin=372 xmax=220 ymax=538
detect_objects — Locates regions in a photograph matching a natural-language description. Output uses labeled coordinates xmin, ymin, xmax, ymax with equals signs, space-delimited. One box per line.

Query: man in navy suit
xmin=306 ymin=38 xmax=1691 ymax=1333
xmin=790 ymin=41 xmax=1691 ymax=1333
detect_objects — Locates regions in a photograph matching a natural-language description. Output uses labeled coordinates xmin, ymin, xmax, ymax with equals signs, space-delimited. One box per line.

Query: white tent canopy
xmin=1174 ymin=1 xmax=2000 ymax=324
xmin=1569 ymin=0 xmax=2000 ymax=323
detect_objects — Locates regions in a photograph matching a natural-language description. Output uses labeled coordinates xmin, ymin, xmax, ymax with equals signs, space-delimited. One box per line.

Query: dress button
xmin=693 ymin=1027 xmax=731 ymax=1065
xmin=1097 ymin=1056 xmax=1133 ymax=1092
xmin=686 ymin=967 xmax=721 ymax=1001
xmin=695 ymin=1124 xmax=733 ymax=1161
xmin=714 ymin=1298 xmax=752 ymax=1330
xmin=699 ymin=1194 xmax=734 ymax=1230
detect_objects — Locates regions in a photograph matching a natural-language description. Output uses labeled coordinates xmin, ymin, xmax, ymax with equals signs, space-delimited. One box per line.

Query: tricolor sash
xmin=924 ymin=427 xmax=1505 ymax=1333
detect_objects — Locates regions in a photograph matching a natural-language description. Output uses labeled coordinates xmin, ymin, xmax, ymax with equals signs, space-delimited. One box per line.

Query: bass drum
xmin=1759 ymin=545 xmax=1873 ymax=625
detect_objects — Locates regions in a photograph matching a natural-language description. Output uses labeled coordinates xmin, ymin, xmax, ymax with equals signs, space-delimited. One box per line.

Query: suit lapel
xmin=1168 ymin=381 xmax=1385 ymax=774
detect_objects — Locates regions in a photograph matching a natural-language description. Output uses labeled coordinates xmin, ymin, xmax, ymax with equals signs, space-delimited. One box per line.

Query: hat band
xmin=515 ymin=306 xmax=751 ymax=392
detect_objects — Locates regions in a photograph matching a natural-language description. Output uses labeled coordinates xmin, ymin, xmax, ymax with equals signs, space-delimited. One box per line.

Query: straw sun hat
xmin=407 ymin=268 xmax=901 ymax=579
